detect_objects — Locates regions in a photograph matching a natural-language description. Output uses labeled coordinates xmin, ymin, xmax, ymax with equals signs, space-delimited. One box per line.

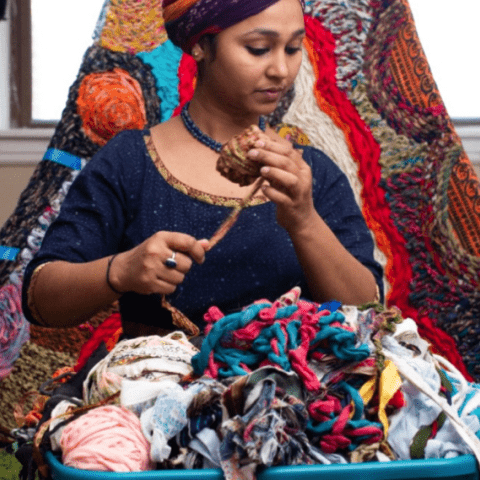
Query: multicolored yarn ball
xmin=0 ymin=283 xmax=30 ymax=381
xmin=60 ymin=405 xmax=154 ymax=472
xmin=216 ymin=125 xmax=264 ymax=187
xmin=77 ymin=67 xmax=148 ymax=146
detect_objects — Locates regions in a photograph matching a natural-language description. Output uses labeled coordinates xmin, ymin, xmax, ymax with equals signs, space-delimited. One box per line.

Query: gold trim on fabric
xmin=144 ymin=134 xmax=269 ymax=208
xmin=27 ymin=262 xmax=52 ymax=326
xmin=375 ymin=284 xmax=381 ymax=304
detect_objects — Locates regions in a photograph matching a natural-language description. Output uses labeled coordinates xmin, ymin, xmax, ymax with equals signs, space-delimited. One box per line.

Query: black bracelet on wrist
xmin=106 ymin=254 xmax=124 ymax=295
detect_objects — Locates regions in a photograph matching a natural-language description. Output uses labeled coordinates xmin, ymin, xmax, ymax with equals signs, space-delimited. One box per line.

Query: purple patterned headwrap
xmin=163 ymin=0 xmax=305 ymax=53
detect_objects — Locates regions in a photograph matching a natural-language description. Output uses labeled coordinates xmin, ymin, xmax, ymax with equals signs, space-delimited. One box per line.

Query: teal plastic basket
xmin=46 ymin=451 xmax=479 ymax=480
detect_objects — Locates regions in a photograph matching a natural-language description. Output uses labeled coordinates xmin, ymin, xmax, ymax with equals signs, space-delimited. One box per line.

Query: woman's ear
xmin=191 ymin=44 xmax=205 ymax=62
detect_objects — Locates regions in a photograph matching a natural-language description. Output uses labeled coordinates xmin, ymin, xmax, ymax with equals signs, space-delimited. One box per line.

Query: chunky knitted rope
xmin=192 ymin=298 xmax=369 ymax=392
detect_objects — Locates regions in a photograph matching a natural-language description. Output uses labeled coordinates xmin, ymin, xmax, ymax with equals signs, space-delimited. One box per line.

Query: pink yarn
xmin=60 ymin=405 xmax=154 ymax=472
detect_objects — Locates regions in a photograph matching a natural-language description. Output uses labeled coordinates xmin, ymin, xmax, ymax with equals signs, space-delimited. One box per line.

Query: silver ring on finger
xmin=165 ymin=251 xmax=177 ymax=269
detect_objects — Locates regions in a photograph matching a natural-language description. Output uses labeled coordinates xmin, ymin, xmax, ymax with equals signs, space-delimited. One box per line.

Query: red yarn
xmin=320 ymin=434 xmax=351 ymax=453
xmin=204 ymin=352 xmax=219 ymax=378
xmin=203 ymin=306 xmax=224 ymax=337
xmin=304 ymin=16 xmax=409 ymax=310
xmin=201 ymin=300 xmax=361 ymax=390
xmin=259 ymin=305 xmax=280 ymax=321
xmin=173 ymin=53 xmax=196 ymax=117
xmin=319 ymin=404 xmax=359 ymax=453
xmin=331 ymin=405 xmax=351 ymax=434
xmin=74 ymin=313 xmax=122 ymax=372
xmin=309 ymin=395 xmax=341 ymax=423
xmin=389 ymin=389 xmax=406 ymax=410
xmin=232 ymin=320 xmax=273 ymax=343
xmin=308 ymin=392 xmax=383 ymax=453
xmin=289 ymin=320 xmax=321 ymax=391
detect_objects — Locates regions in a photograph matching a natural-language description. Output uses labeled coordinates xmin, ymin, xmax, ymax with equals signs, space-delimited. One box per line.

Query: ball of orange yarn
xmin=217 ymin=125 xmax=264 ymax=186
xmin=60 ymin=405 xmax=154 ymax=472
xmin=77 ymin=68 xmax=148 ymax=146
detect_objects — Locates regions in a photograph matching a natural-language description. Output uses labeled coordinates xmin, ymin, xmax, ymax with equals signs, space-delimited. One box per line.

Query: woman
xmin=22 ymin=0 xmax=383 ymax=338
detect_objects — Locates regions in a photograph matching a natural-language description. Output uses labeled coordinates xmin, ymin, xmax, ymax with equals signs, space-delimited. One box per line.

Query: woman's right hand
xmin=108 ymin=231 xmax=208 ymax=295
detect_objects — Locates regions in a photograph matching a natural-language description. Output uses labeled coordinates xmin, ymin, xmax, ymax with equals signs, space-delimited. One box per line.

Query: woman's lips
xmin=257 ymin=89 xmax=284 ymax=101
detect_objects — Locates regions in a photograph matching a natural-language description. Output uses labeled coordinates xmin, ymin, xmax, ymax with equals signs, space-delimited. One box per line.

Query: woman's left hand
xmin=247 ymin=129 xmax=316 ymax=233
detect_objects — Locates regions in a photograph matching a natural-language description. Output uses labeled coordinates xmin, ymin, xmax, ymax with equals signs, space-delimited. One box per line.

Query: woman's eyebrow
xmin=241 ymin=28 xmax=306 ymax=39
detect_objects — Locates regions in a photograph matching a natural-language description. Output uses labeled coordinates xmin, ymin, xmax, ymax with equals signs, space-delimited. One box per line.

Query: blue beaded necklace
xmin=180 ymin=102 xmax=267 ymax=153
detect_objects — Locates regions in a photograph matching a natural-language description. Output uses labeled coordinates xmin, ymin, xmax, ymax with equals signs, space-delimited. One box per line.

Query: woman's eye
xmin=286 ymin=46 xmax=302 ymax=55
xmin=246 ymin=46 xmax=269 ymax=56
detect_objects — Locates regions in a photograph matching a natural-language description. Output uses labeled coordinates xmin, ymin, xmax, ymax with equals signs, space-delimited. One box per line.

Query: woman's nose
xmin=267 ymin=52 xmax=289 ymax=79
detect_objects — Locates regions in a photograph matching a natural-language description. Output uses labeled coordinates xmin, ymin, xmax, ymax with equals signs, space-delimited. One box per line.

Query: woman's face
xmin=197 ymin=0 xmax=305 ymax=118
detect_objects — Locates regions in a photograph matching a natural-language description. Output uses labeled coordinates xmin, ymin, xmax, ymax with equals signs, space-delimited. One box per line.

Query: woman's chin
xmin=253 ymin=100 xmax=282 ymax=117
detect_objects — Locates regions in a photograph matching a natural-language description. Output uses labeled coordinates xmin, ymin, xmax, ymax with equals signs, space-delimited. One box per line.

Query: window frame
xmin=9 ymin=0 xmax=55 ymax=128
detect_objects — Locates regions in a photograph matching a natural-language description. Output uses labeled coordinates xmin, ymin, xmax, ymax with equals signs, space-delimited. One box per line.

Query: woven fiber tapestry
xmin=0 ymin=0 xmax=479 ymax=429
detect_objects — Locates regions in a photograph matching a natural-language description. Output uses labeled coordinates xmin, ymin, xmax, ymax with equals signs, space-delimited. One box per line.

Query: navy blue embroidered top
xmin=22 ymin=130 xmax=383 ymax=331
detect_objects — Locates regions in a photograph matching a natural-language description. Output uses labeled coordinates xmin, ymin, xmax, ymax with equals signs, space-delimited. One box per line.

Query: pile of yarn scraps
xmin=190 ymin=288 xmax=389 ymax=459
xmin=35 ymin=290 xmax=480 ymax=477
xmin=44 ymin=331 xmax=201 ymax=472
xmin=189 ymin=288 xmax=480 ymax=468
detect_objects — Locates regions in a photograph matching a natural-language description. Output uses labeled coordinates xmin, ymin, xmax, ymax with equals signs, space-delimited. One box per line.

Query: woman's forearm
xmin=29 ymin=259 xmax=120 ymax=328
xmin=28 ymin=232 xmax=208 ymax=328
xmin=289 ymin=213 xmax=378 ymax=306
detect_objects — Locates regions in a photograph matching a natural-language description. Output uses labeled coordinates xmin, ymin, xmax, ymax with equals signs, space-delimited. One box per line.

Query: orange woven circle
xmin=77 ymin=68 xmax=148 ymax=146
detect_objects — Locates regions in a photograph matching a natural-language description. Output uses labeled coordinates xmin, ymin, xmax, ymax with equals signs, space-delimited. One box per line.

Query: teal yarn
xmin=340 ymin=381 xmax=363 ymax=421
xmin=306 ymin=381 xmax=383 ymax=452
xmin=215 ymin=348 xmax=262 ymax=377
xmin=252 ymin=322 xmax=291 ymax=371
xmin=191 ymin=302 xmax=270 ymax=375
xmin=192 ymin=299 xmax=370 ymax=382
xmin=137 ymin=39 xmax=183 ymax=122
xmin=286 ymin=320 xmax=302 ymax=349
xmin=311 ymin=311 xmax=370 ymax=361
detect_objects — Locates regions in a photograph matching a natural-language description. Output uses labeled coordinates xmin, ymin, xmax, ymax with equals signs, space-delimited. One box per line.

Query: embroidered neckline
xmin=144 ymin=134 xmax=269 ymax=208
